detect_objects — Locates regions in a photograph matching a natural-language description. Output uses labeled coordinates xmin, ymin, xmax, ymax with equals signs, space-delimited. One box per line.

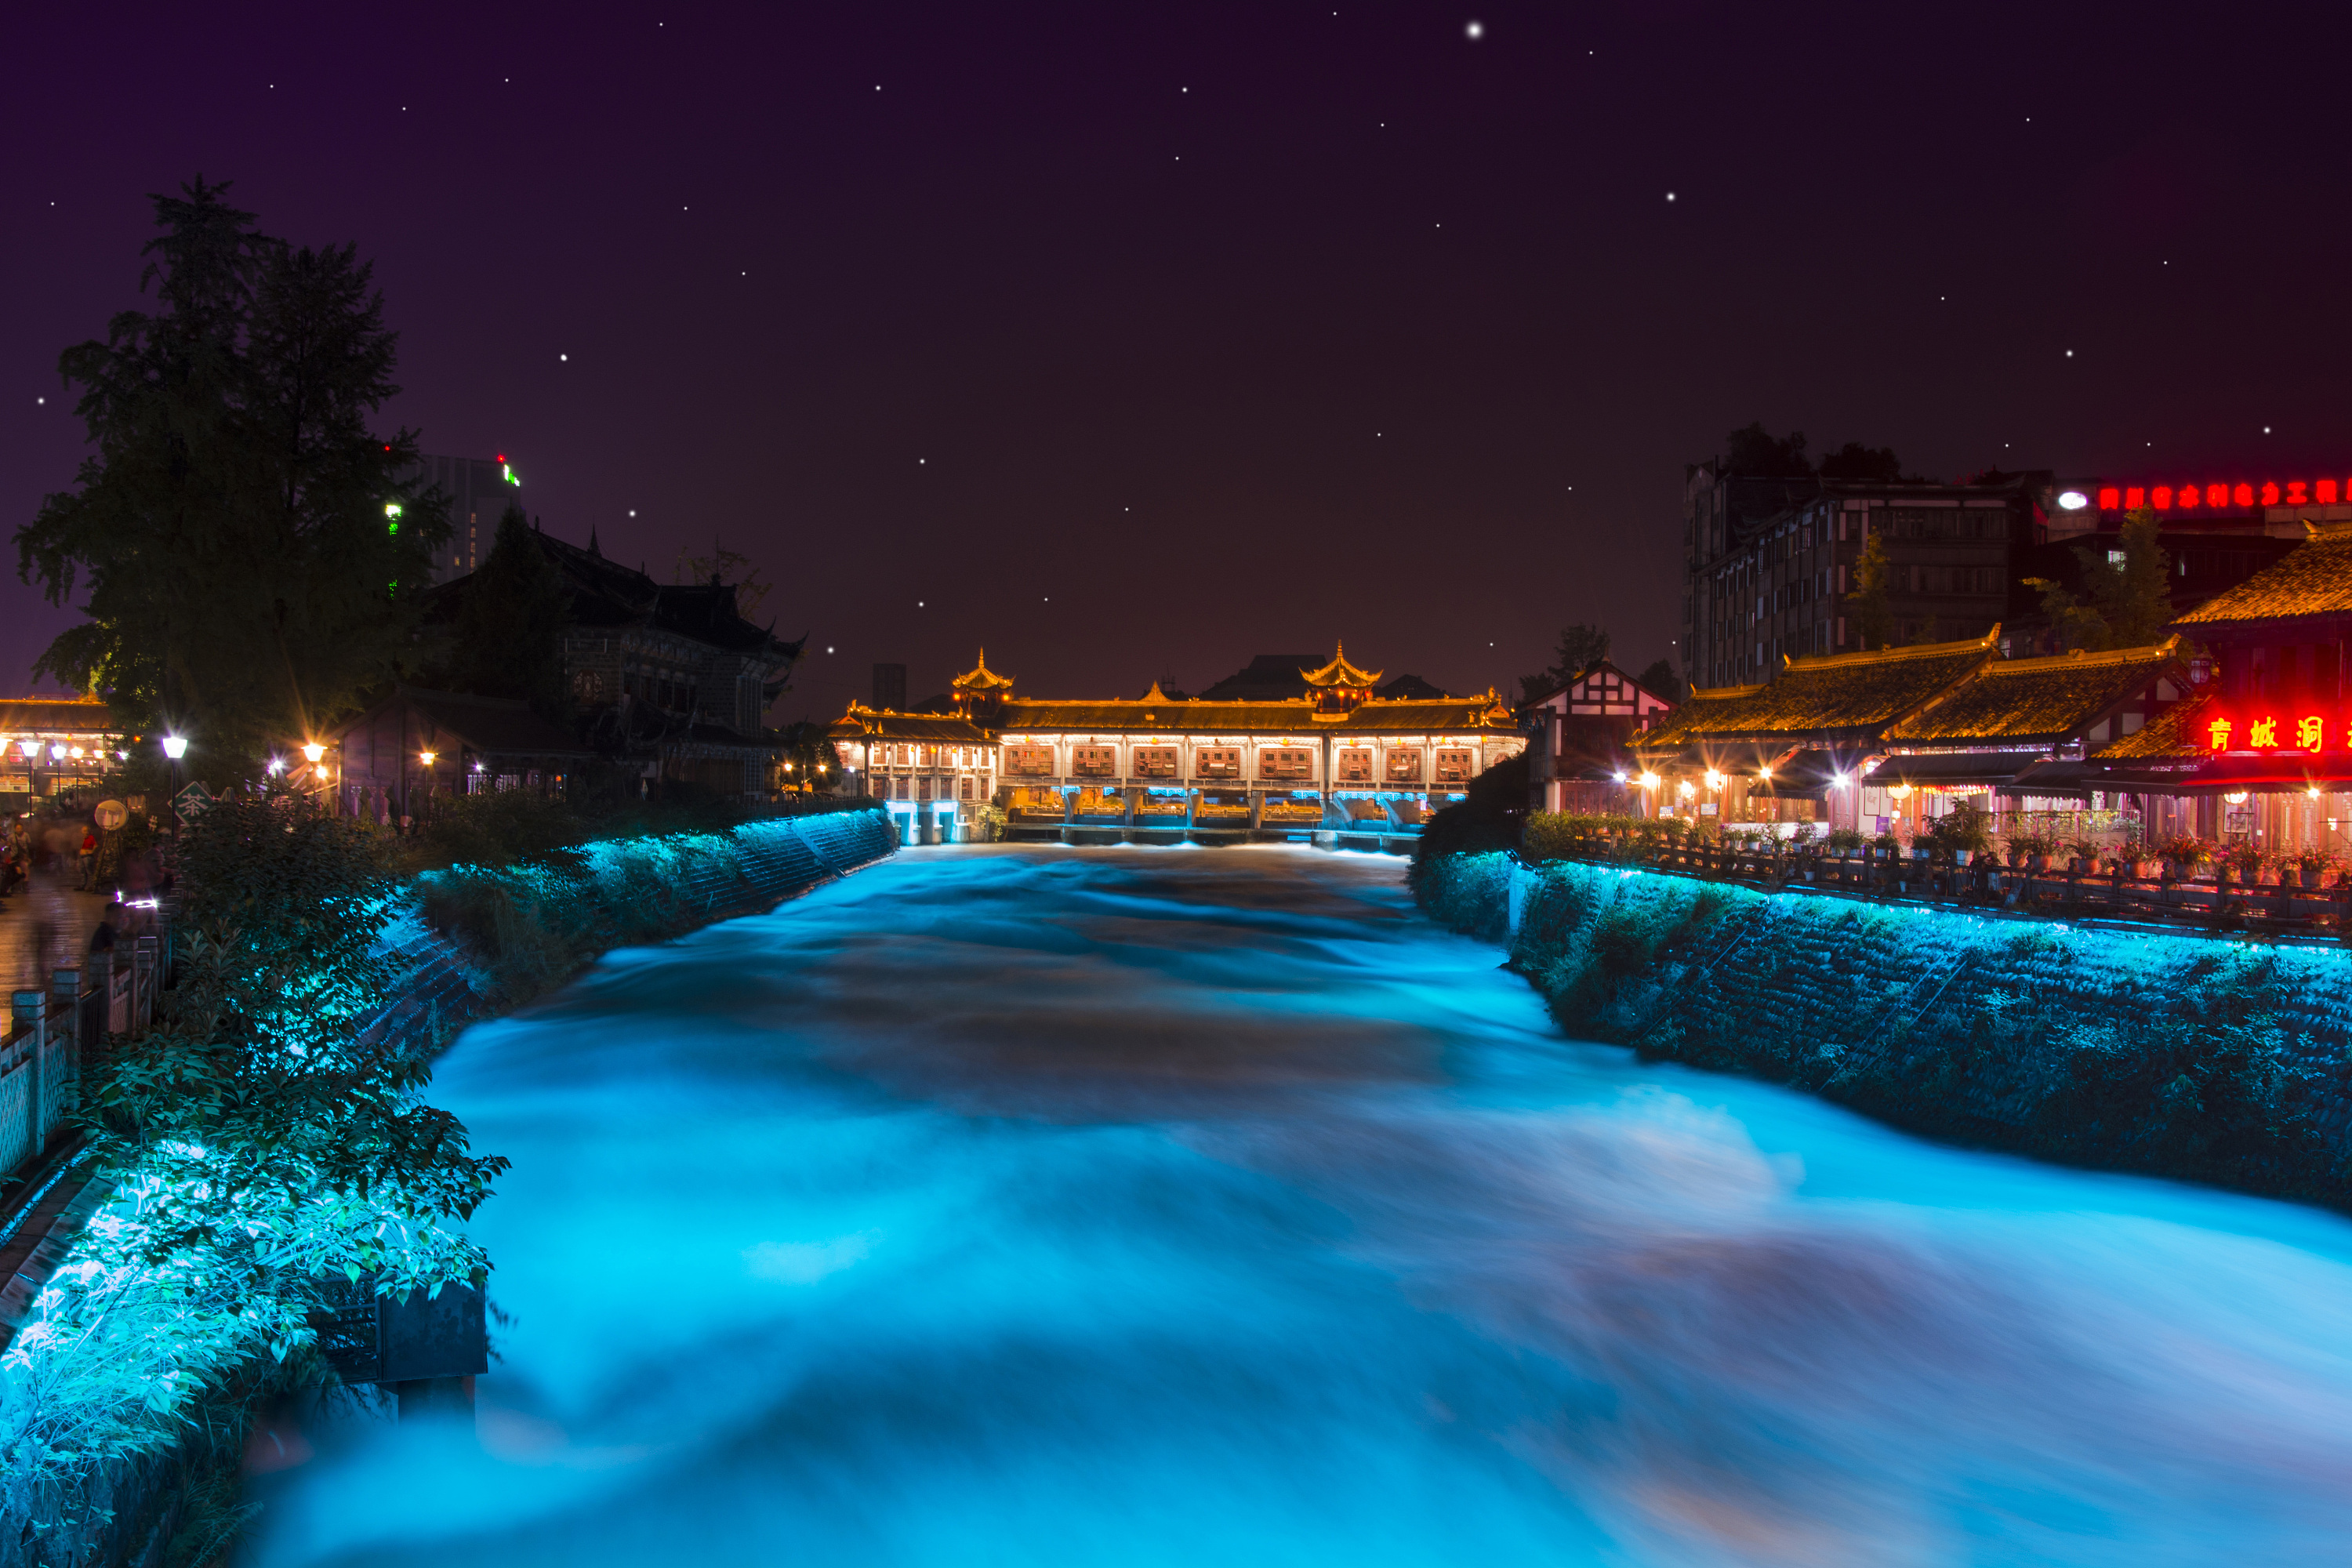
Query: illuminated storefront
xmin=0 ymin=697 xmax=125 ymax=804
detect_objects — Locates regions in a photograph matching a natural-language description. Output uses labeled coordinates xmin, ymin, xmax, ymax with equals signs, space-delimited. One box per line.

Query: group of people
xmin=3 ymin=808 xmax=164 ymax=983
xmin=1 ymin=810 xmax=140 ymax=900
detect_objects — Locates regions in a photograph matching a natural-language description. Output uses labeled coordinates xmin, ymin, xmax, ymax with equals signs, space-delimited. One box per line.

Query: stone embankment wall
xmin=1415 ymin=851 xmax=2352 ymax=1210
xmin=362 ymin=809 xmax=898 ymax=1058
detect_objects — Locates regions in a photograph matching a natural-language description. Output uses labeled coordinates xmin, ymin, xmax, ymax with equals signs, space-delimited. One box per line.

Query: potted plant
xmin=2224 ymin=842 xmax=2267 ymax=885
xmin=2294 ymin=848 xmax=2332 ymax=890
xmin=2066 ymin=837 xmax=2106 ymax=875
xmin=2006 ymin=826 xmax=2062 ymax=873
xmin=1933 ymin=802 xmax=1994 ymax=867
xmin=2154 ymin=836 xmax=2204 ymax=880
xmin=1827 ymin=826 xmax=1865 ymax=859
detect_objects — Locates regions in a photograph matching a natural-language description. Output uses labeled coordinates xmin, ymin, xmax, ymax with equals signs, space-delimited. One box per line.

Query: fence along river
xmin=261 ymin=846 xmax=2352 ymax=1566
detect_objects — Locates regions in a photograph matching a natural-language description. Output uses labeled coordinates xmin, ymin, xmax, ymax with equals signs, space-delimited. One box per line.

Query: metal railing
xmin=0 ymin=916 xmax=169 ymax=1194
xmin=1525 ymin=833 xmax=2352 ymax=938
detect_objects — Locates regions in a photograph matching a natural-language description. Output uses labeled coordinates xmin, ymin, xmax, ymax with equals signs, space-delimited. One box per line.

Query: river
xmin=263 ymin=846 xmax=2352 ymax=1566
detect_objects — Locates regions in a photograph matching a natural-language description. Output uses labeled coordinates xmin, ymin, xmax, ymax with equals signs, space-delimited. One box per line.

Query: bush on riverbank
xmin=1415 ymin=852 xmax=2352 ymax=1210
xmin=395 ymin=786 xmax=877 ymax=874
xmin=413 ymin=804 xmax=891 ymax=1010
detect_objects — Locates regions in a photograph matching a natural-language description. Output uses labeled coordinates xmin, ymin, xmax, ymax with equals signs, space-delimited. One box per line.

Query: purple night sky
xmin=6 ymin=3 xmax=2349 ymax=723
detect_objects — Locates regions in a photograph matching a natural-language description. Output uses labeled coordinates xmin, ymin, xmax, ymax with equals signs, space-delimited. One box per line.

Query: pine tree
xmin=13 ymin=179 xmax=444 ymax=780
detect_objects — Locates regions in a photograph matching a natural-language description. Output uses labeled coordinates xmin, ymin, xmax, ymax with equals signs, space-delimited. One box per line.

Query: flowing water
xmin=263 ymin=847 xmax=2352 ymax=1566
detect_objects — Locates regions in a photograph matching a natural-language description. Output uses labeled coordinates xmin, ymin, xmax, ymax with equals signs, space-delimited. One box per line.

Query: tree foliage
xmin=13 ymin=178 xmax=445 ymax=782
xmin=1519 ymin=624 xmax=1613 ymax=703
xmin=2024 ymin=505 xmax=2174 ymax=653
xmin=1851 ymin=532 xmax=1896 ymax=651
xmin=1817 ymin=441 xmax=1906 ymax=481
xmin=1634 ymin=657 xmax=1686 ymax=703
xmin=1 ymin=792 xmax=502 ymax=1519
xmin=1722 ymin=422 xmax=1813 ymax=477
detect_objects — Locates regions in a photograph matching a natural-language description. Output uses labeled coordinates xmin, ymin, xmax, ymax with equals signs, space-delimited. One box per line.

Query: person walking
xmin=77 ymin=825 xmax=98 ymax=891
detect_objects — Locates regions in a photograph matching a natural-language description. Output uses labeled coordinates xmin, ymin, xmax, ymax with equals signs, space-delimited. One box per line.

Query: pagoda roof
xmin=1300 ymin=643 xmax=1384 ymax=688
xmin=951 ymin=649 xmax=1016 ymax=691
xmin=990 ymin=694 xmax=1515 ymax=736
xmin=1640 ymin=630 xmax=1998 ymax=747
xmin=2173 ymin=519 xmax=2352 ymax=630
xmin=828 ymin=702 xmax=992 ymax=744
xmin=1883 ymin=637 xmax=2181 ymax=746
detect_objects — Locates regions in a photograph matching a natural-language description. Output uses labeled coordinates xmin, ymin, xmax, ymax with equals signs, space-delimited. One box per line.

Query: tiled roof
xmin=1884 ymin=638 xmax=2180 ymax=744
xmin=2175 ymin=520 xmax=2352 ymax=627
xmin=1642 ymin=632 xmax=1997 ymax=746
xmin=828 ymin=706 xmax=993 ymax=744
xmin=991 ymin=695 xmax=1515 ymax=735
xmin=950 ymin=650 xmax=1015 ymax=692
xmin=0 ymin=697 xmax=121 ymax=737
xmin=1329 ymin=697 xmax=1515 ymax=731
xmin=2092 ymin=690 xmax=2211 ymax=760
xmin=1300 ymin=642 xmax=1384 ymax=688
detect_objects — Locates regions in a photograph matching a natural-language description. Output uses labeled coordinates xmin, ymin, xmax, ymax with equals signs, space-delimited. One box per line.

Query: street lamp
xmin=302 ymin=742 xmax=325 ymax=764
xmin=162 ymin=735 xmax=188 ymax=827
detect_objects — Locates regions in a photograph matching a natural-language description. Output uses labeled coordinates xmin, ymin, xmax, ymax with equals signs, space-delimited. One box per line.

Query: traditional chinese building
xmin=828 ymin=645 xmax=1525 ymax=846
xmin=2077 ymin=518 xmax=2352 ymax=852
xmin=0 ymin=697 xmax=123 ymax=808
xmin=420 ymin=524 xmax=804 ymax=800
xmin=1521 ymin=661 xmax=1678 ymax=814
xmin=1632 ymin=627 xmax=2186 ymax=840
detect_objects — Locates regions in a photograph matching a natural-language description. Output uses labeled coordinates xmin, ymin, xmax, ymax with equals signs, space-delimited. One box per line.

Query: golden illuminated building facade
xmin=829 ymin=645 xmax=1524 ymax=845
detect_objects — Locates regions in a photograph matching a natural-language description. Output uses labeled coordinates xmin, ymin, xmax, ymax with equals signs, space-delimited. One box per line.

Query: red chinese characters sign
xmin=2100 ymin=479 xmax=2346 ymax=512
xmin=2203 ymin=710 xmax=2339 ymax=753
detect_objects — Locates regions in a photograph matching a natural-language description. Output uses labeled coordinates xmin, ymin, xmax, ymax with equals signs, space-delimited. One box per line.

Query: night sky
xmin=7 ymin=3 xmax=2350 ymax=723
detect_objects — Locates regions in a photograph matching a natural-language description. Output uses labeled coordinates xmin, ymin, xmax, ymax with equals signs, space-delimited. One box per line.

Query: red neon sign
xmin=2098 ymin=478 xmax=2346 ymax=512
xmin=2203 ymin=710 xmax=2341 ymax=753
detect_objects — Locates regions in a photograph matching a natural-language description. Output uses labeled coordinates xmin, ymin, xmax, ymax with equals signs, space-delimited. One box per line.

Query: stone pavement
xmin=0 ymin=868 xmax=113 ymax=992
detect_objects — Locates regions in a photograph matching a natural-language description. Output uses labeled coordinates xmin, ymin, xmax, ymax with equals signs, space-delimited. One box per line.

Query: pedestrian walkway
xmin=0 ymin=870 xmax=113 ymax=991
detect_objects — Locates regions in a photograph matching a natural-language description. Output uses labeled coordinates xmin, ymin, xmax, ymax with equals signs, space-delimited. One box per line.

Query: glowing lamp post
xmin=302 ymin=742 xmax=325 ymax=764
xmin=162 ymin=735 xmax=189 ymax=826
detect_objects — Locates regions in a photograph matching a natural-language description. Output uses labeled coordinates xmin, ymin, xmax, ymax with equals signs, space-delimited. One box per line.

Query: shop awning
xmin=2004 ymin=759 xmax=2100 ymax=800
xmin=1868 ymin=750 xmax=2047 ymax=789
xmin=2078 ymin=754 xmax=2352 ymax=795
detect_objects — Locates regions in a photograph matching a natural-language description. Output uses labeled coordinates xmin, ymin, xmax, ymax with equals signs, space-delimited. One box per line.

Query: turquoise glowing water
xmin=265 ymin=848 xmax=2352 ymax=1566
